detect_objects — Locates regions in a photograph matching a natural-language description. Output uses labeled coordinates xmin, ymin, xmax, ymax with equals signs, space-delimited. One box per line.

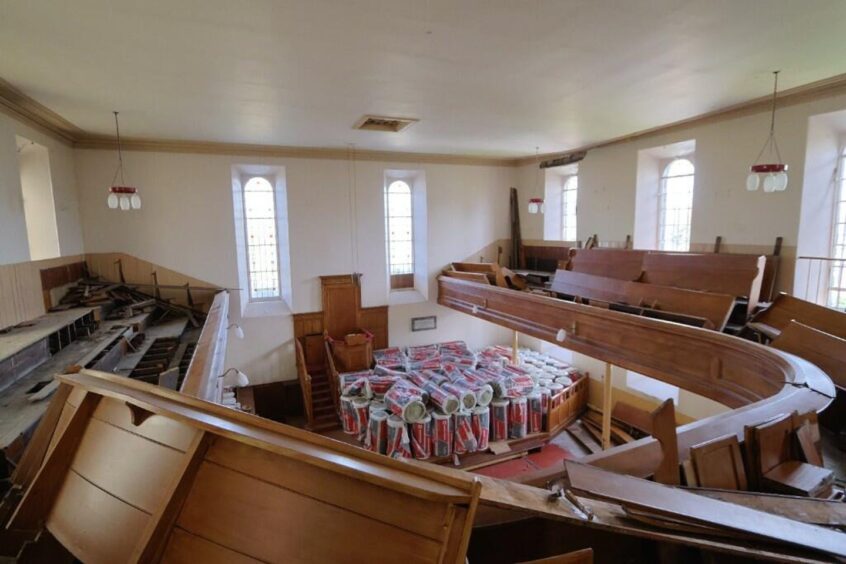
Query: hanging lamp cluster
xmin=107 ymin=111 xmax=142 ymax=210
xmin=528 ymin=146 xmax=545 ymax=214
xmin=746 ymin=71 xmax=788 ymax=193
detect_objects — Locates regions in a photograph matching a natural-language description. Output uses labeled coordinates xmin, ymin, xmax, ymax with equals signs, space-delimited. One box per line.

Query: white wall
xmin=0 ymin=113 xmax=84 ymax=264
xmin=517 ymin=91 xmax=846 ymax=285
xmin=74 ymin=150 xmax=517 ymax=384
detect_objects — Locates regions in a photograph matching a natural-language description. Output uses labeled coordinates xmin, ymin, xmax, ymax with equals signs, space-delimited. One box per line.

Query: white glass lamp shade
xmin=130 ymin=193 xmax=142 ymax=209
xmin=119 ymin=195 xmax=131 ymax=210
xmin=222 ymin=369 xmax=250 ymax=388
xmin=762 ymin=174 xmax=776 ymax=193
xmin=745 ymin=173 xmax=760 ymax=192
xmin=773 ymin=172 xmax=788 ymax=192
xmin=528 ymin=201 xmax=540 ymax=214
xmin=539 ymin=202 xmax=545 ymax=214
xmin=107 ymin=192 xmax=119 ymax=208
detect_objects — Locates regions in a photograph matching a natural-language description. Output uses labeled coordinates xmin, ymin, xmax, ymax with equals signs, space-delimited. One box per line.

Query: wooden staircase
xmin=295 ymin=339 xmax=339 ymax=432
xmin=0 ymin=481 xmax=73 ymax=563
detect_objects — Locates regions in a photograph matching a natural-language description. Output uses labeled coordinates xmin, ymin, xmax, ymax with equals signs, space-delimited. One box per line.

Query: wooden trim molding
xmin=5 ymin=71 xmax=846 ymax=166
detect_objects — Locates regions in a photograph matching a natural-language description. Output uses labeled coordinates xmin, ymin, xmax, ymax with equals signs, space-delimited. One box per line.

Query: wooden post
xmin=511 ymin=330 xmax=519 ymax=365
xmin=601 ymin=362 xmax=612 ymax=449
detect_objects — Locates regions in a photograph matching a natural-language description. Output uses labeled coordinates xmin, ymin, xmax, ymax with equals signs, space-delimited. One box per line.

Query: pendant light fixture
xmin=107 ymin=111 xmax=141 ymax=210
xmin=528 ymin=146 xmax=545 ymax=214
xmin=746 ymin=71 xmax=788 ymax=193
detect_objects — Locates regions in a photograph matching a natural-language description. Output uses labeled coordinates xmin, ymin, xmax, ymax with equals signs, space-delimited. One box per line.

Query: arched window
xmin=243 ymin=176 xmax=281 ymax=300
xmin=658 ymin=158 xmax=695 ymax=251
xmin=385 ymin=180 xmax=414 ymax=289
xmin=561 ymin=175 xmax=578 ymax=241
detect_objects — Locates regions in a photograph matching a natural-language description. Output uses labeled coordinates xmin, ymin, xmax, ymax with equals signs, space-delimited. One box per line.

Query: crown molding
xmin=4 ymin=71 xmax=846 ymax=168
xmin=514 ymin=71 xmax=846 ymax=167
xmin=0 ymin=78 xmax=85 ymax=145
xmin=73 ymin=135 xmax=522 ymax=167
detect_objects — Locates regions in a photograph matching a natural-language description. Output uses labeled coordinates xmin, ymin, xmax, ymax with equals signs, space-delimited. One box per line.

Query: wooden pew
xmin=640 ymin=253 xmax=765 ymax=315
xmin=522 ymin=245 xmax=571 ymax=272
xmin=551 ymin=270 xmax=735 ymax=331
xmin=771 ymin=321 xmax=846 ymax=389
xmin=566 ymin=249 xmax=645 ymax=281
xmin=750 ymin=293 xmax=846 ymax=341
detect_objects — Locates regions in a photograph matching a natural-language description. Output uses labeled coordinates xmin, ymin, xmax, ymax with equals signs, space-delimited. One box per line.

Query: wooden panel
xmin=567 ymin=249 xmax=645 ymax=281
xmin=360 ymin=305 xmax=389 ymax=350
xmin=71 ymin=417 xmax=187 ymax=513
xmin=205 ymin=437 xmax=449 ymax=540
xmin=772 ymin=321 xmax=846 ymax=388
xmin=12 ymin=382 xmax=72 ymax=487
xmin=0 ymin=255 xmax=84 ymax=331
xmin=753 ymin=293 xmax=846 ymax=341
xmin=162 ymin=528 xmax=262 ymax=564
xmin=650 ymin=399 xmax=679 ymax=485
xmin=551 ymin=270 xmax=734 ymax=331
xmin=46 ymin=400 xmax=76 ymax=457
xmin=177 ymin=461 xmax=444 ymax=564
xmin=292 ymin=311 xmax=323 ymax=340
xmin=48 ymin=469 xmax=150 ymax=564
xmin=321 ymin=275 xmax=361 ymax=338
xmin=522 ymin=245 xmax=572 ymax=273
xmin=92 ymin=396 xmax=198 ymax=452
xmin=689 ymin=434 xmax=747 ymax=490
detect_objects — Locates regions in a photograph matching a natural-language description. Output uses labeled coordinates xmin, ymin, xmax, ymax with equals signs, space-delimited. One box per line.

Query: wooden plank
xmin=564 ymin=461 xmax=846 ymax=559
xmin=205 ymin=436 xmax=450 ymax=541
xmin=70 ymin=417 xmax=187 ymax=513
xmin=650 ymin=399 xmax=679 ymax=485
xmin=566 ymin=423 xmax=601 ymax=454
xmin=690 ymin=488 xmax=846 ymax=526
xmin=132 ymin=431 xmax=211 ymax=563
xmin=611 ymin=401 xmax=652 ymax=435
xmin=517 ymin=548 xmax=593 ymax=563
xmin=162 ymin=528 xmax=262 ymax=564
xmin=689 ymin=434 xmax=747 ymax=491
xmin=177 ymin=461 xmax=444 ymax=564
xmin=761 ymin=461 xmax=834 ymax=498
xmin=10 ymin=392 xmax=101 ymax=530
xmin=179 ymin=291 xmax=228 ymax=402
xmin=11 ymin=382 xmax=72 ymax=488
xmin=796 ymin=423 xmax=823 ymax=467
xmin=601 ymin=363 xmax=612 ymax=450
xmin=92 ymin=396 xmax=199 ymax=452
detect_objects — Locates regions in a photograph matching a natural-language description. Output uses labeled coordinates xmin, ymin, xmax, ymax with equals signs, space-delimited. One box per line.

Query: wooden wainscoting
xmin=0 ymin=255 xmax=85 ymax=331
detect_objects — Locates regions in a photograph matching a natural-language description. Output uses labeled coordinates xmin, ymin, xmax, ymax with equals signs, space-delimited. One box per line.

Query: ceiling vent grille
xmin=354 ymin=115 xmax=418 ymax=132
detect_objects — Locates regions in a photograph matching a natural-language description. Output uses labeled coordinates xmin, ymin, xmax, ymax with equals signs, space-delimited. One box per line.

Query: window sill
xmin=242 ymin=298 xmax=291 ymax=318
xmin=388 ymin=288 xmax=427 ymax=306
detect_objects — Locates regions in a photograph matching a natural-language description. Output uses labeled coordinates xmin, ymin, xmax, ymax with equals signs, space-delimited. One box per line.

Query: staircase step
xmin=0 ymin=529 xmax=37 ymax=558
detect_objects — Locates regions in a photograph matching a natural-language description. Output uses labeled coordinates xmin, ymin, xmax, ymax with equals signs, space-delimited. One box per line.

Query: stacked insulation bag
xmin=338 ymin=342 xmax=583 ymax=461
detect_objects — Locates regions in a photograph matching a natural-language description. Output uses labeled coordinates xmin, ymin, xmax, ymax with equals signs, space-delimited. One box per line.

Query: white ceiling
xmin=2 ymin=0 xmax=846 ymax=157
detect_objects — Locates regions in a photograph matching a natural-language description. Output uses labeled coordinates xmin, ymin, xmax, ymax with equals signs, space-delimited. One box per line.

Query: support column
xmin=602 ymin=362 xmax=613 ymax=450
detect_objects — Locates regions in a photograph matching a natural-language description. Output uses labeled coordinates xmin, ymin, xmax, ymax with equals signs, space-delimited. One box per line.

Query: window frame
xmin=827 ymin=148 xmax=846 ymax=308
xmin=560 ymin=174 xmax=578 ymax=242
xmin=241 ymin=174 xmax=284 ymax=303
xmin=657 ymin=157 xmax=695 ymax=252
xmin=385 ymin=178 xmax=415 ymax=290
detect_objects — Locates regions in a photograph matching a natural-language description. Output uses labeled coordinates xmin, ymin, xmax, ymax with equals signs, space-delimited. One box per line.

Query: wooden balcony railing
xmin=179 ymin=290 xmax=229 ymax=403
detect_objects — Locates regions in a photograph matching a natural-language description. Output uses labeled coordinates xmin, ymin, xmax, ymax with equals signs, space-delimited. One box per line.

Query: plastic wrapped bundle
xmin=554 ymin=375 xmax=573 ymax=387
xmin=453 ymin=410 xmax=478 ymax=455
xmin=509 ymin=396 xmax=528 ymax=439
xmin=408 ymin=358 xmax=442 ymax=372
xmin=386 ymin=415 xmax=412 ymax=459
xmin=421 ymin=369 xmax=449 ymax=386
xmin=528 ymin=391 xmax=543 ymax=434
xmin=442 ymin=382 xmax=476 ymax=411
xmin=491 ymin=399 xmax=509 ymax=442
xmin=384 ymin=384 xmax=427 ymax=423
xmin=366 ymin=409 xmax=388 ymax=454
xmin=369 ymin=400 xmax=387 ymax=416
xmin=340 ymin=395 xmax=356 ymax=434
xmin=503 ymin=374 xmax=537 ymax=398
xmin=407 ymin=371 xmax=430 ymax=388
xmin=392 ymin=379 xmax=429 ymax=403
xmin=471 ymin=406 xmax=490 ymax=451
xmin=450 ymin=377 xmax=493 ymax=407
xmin=422 ymin=381 xmax=460 ymax=415
xmin=411 ymin=414 xmax=432 ymax=459
xmin=351 ymin=397 xmax=370 ymax=438
xmin=441 ymin=363 xmax=466 ymax=383
xmin=373 ymin=347 xmax=407 ymax=371
xmin=342 ymin=377 xmax=373 ymax=399
xmin=368 ymin=375 xmax=400 ymax=396
xmin=431 ymin=411 xmax=452 ymax=457
xmin=548 ymin=382 xmax=564 ymax=410
xmin=374 ymin=365 xmax=407 ymax=377
xmin=339 ymin=371 xmax=372 ymax=390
